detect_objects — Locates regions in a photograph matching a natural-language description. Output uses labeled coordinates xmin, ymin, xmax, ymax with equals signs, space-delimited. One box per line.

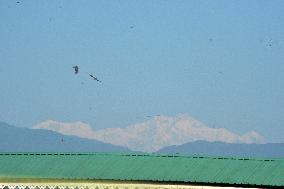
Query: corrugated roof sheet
xmin=0 ymin=153 xmax=283 ymax=187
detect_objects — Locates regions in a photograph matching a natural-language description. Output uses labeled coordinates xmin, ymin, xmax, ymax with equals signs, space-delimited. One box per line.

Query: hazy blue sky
xmin=0 ymin=0 xmax=283 ymax=142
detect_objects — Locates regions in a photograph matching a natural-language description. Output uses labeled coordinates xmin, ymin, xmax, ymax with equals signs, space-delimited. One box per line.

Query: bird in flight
xmin=89 ymin=74 xmax=101 ymax=82
xmin=72 ymin=65 xmax=79 ymax=74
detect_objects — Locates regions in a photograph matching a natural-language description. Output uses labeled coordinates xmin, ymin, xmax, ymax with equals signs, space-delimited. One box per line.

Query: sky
xmin=0 ymin=0 xmax=284 ymax=142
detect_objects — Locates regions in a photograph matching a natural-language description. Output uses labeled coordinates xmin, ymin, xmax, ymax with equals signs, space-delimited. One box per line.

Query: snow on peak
xmin=34 ymin=115 xmax=265 ymax=152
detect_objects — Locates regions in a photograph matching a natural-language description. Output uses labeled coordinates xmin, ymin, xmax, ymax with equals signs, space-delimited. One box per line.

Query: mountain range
xmin=0 ymin=121 xmax=129 ymax=152
xmin=34 ymin=115 xmax=265 ymax=152
xmin=1 ymin=120 xmax=283 ymax=158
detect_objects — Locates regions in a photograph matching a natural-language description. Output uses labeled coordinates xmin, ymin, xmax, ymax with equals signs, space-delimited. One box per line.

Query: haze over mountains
xmin=34 ymin=115 xmax=265 ymax=152
xmin=0 ymin=122 xmax=129 ymax=152
xmin=1 ymin=119 xmax=283 ymax=158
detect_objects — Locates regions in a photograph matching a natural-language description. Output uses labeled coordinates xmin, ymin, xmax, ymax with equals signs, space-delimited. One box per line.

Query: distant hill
xmin=0 ymin=121 xmax=130 ymax=152
xmin=158 ymin=140 xmax=284 ymax=158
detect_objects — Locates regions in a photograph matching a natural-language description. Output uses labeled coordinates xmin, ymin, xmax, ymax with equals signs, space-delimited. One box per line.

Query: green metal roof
xmin=0 ymin=153 xmax=283 ymax=187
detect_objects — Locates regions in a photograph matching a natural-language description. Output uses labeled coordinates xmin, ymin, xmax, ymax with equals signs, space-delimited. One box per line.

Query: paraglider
xmin=89 ymin=74 xmax=101 ymax=83
xmin=72 ymin=66 xmax=101 ymax=83
xmin=72 ymin=65 xmax=79 ymax=74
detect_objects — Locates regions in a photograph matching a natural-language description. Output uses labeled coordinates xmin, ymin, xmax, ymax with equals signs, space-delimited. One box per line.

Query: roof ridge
xmin=0 ymin=152 xmax=282 ymax=161
xmin=0 ymin=152 xmax=283 ymax=186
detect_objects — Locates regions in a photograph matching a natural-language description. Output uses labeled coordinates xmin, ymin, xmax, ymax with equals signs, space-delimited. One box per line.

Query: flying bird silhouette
xmin=89 ymin=74 xmax=101 ymax=82
xmin=72 ymin=65 xmax=79 ymax=74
